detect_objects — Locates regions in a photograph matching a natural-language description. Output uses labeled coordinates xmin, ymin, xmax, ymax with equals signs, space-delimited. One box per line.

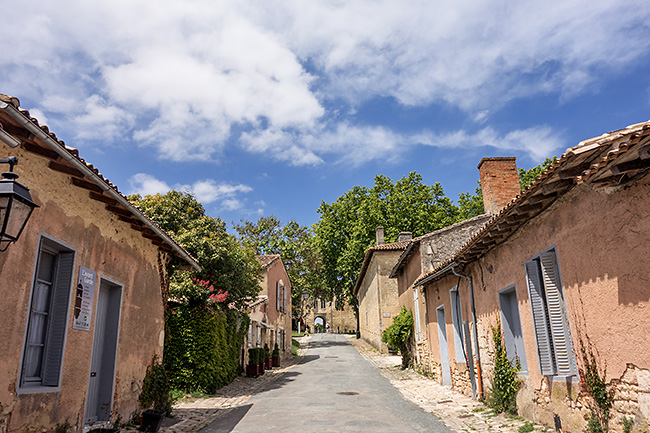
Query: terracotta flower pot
xmin=272 ymin=356 xmax=280 ymax=367
xmin=246 ymin=363 xmax=258 ymax=377
xmin=258 ymin=362 xmax=265 ymax=375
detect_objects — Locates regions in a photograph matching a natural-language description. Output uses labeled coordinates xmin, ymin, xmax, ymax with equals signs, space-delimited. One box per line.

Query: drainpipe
xmin=451 ymin=265 xmax=483 ymax=400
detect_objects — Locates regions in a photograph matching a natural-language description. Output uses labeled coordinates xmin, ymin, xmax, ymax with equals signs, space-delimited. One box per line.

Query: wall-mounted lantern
xmin=0 ymin=157 xmax=39 ymax=251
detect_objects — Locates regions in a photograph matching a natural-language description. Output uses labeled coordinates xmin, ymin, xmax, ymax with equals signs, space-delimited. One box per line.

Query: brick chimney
xmin=478 ymin=157 xmax=520 ymax=215
xmin=398 ymin=232 xmax=413 ymax=242
xmin=376 ymin=226 xmax=385 ymax=246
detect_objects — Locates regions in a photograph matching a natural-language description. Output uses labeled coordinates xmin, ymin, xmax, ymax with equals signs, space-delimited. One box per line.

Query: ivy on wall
xmin=164 ymin=305 xmax=250 ymax=393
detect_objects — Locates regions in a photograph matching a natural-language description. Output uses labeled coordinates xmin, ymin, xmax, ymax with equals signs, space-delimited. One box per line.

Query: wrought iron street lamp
xmin=0 ymin=157 xmax=38 ymax=251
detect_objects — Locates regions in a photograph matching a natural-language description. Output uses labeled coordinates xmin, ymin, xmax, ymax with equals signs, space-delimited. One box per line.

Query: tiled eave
xmin=256 ymin=254 xmax=281 ymax=269
xmin=414 ymin=120 xmax=650 ymax=287
xmin=0 ymin=94 xmax=200 ymax=271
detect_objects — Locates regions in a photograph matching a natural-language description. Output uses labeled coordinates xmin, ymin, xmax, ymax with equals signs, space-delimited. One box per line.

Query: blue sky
xmin=2 ymin=1 xmax=650 ymax=230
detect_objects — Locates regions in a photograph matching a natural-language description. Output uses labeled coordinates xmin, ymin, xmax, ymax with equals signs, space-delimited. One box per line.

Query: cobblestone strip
xmin=348 ymin=336 xmax=544 ymax=433
xmin=122 ymin=339 xmax=309 ymax=433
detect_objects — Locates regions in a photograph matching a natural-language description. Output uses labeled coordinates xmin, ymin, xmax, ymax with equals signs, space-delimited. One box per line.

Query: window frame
xmin=17 ymin=233 xmax=76 ymax=394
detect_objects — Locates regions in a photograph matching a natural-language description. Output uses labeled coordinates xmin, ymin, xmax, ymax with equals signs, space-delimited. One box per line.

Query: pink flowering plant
xmin=169 ymin=272 xmax=228 ymax=308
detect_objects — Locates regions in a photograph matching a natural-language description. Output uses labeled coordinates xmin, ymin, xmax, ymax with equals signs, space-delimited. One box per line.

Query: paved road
xmin=202 ymin=333 xmax=453 ymax=432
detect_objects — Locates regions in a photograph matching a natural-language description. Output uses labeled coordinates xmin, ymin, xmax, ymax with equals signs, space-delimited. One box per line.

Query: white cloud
xmin=0 ymin=0 xmax=648 ymax=166
xmin=128 ymin=173 xmax=254 ymax=211
xmin=129 ymin=173 xmax=171 ymax=196
xmin=415 ymin=126 xmax=563 ymax=161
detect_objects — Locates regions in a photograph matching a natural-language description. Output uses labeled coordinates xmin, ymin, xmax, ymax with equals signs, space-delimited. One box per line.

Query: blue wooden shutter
xmin=42 ymin=252 xmax=74 ymax=386
xmin=525 ymin=260 xmax=555 ymax=375
xmin=539 ymin=251 xmax=576 ymax=376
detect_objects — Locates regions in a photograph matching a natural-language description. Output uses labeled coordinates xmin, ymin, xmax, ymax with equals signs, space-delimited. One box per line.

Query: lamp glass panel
xmin=5 ymin=198 xmax=32 ymax=239
xmin=0 ymin=196 xmax=10 ymax=235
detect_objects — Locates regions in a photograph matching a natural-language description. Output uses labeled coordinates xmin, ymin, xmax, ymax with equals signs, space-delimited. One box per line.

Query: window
xmin=314 ymin=299 xmax=319 ymax=310
xmin=320 ymin=299 xmax=326 ymax=309
xmin=499 ymin=286 xmax=528 ymax=372
xmin=20 ymin=236 xmax=75 ymax=390
xmin=525 ymin=248 xmax=576 ymax=376
xmin=450 ymin=287 xmax=465 ymax=362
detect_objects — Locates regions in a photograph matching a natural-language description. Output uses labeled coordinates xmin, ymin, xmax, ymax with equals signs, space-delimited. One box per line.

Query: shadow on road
xmin=199 ymin=404 xmax=253 ymax=432
xmin=307 ymin=339 xmax=352 ymax=348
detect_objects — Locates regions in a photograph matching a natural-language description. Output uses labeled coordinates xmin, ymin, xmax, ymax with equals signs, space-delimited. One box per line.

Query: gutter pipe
xmin=451 ymin=264 xmax=483 ymax=400
xmin=1 ymin=102 xmax=201 ymax=272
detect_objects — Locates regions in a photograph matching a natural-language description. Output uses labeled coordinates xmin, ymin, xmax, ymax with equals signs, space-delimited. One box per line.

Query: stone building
xmin=0 ymin=94 xmax=199 ymax=431
xmin=353 ymin=228 xmax=409 ymax=352
xmin=305 ymin=295 xmax=356 ymax=334
xmin=246 ymin=255 xmax=292 ymax=361
xmin=415 ymin=121 xmax=650 ymax=432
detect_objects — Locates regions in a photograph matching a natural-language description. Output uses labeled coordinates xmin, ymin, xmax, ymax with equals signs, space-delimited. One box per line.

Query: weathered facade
xmin=389 ymin=214 xmax=490 ymax=377
xmin=353 ymin=230 xmax=409 ymax=352
xmin=0 ymin=94 xmax=198 ymax=432
xmin=246 ymin=255 xmax=292 ymax=361
xmin=416 ymin=122 xmax=650 ymax=432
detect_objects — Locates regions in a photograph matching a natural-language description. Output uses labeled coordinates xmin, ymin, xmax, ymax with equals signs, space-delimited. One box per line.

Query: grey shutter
xmin=525 ymin=260 xmax=555 ymax=375
xmin=283 ymin=285 xmax=287 ymax=314
xmin=276 ymin=281 xmax=280 ymax=311
xmin=539 ymin=251 xmax=576 ymax=376
xmin=42 ymin=252 xmax=74 ymax=386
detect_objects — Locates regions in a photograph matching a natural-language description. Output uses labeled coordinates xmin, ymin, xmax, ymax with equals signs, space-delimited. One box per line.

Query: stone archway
xmin=314 ymin=316 xmax=327 ymax=333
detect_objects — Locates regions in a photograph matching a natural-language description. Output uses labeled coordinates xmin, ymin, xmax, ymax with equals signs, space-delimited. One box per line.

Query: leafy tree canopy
xmin=129 ymin=191 xmax=261 ymax=309
xmin=234 ymin=216 xmax=327 ymax=318
xmin=313 ymin=172 xmax=458 ymax=304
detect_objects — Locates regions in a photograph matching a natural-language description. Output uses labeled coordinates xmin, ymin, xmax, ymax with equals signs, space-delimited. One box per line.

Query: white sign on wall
xmin=72 ymin=266 xmax=96 ymax=331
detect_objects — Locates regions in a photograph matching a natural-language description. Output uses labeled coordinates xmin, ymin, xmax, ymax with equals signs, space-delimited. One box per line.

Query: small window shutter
xmin=525 ymin=260 xmax=555 ymax=376
xmin=283 ymin=285 xmax=287 ymax=314
xmin=42 ymin=252 xmax=74 ymax=386
xmin=276 ymin=281 xmax=280 ymax=312
xmin=540 ymin=251 xmax=576 ymax=376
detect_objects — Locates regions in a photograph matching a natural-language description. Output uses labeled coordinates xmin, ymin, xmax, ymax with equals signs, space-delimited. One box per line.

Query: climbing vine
xmin=487 ymin=318 xmax=521 ymax=414
xmin=578 ymin=337 xmax=614 ymax=433
xmin=164 ymin=305 xmax=249 ymax=394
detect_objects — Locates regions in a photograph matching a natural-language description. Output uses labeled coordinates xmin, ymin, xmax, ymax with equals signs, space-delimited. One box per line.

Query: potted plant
xmin=255 ymin=347 xmax=264 ymax=375
xmin=272 ymin=343 xmax=280 ymax=367
xmin=247 ymin=348 xmax=259 ymax=377
xmin=263 ymin=344 xmax=271 ymax=370
xmin=138 ymin=355 xmax=173 ymax=432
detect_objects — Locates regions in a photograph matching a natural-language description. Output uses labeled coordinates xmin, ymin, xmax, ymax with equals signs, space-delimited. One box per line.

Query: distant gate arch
xmin=314 ymin=316 xmax=327 ymax=333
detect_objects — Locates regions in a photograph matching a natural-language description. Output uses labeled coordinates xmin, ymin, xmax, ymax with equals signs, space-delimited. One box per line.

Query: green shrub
xmin=139 ymin=355 xmax=173 ymax=416
xmin=272 ymin=343 xmax=280 ymax=358
xmin=165 ymin=306 xmax=249 ymax=394
xmin=487 ymin=319 xmax=520 ymax=414
xmin=381 ymin=306 xmax=413 ymax=369
xmin=264 ymin=343 xmax=271 ymax=360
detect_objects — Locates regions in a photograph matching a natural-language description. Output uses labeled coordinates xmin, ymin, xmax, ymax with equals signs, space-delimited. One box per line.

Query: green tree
xmin=313 ymin=172 xmax=458 ymax=304
xmin=518 ymin=157 xmax=557 ymax=189
xmin=129 ymin=191 xmax=261 ymax=309
xmin=234 ymin=216 xmax=327 ymax=319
